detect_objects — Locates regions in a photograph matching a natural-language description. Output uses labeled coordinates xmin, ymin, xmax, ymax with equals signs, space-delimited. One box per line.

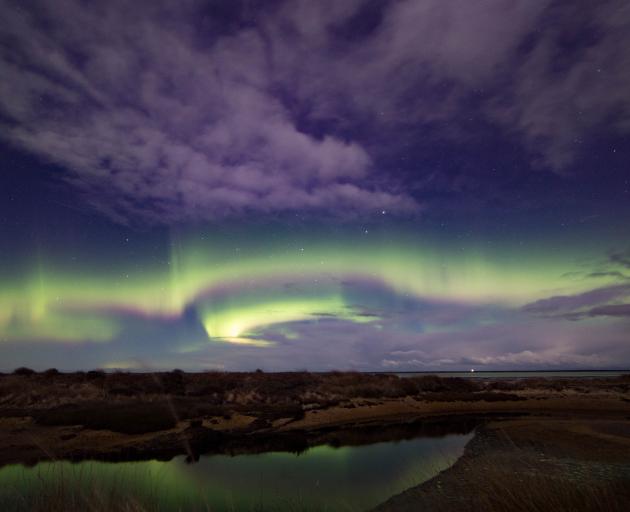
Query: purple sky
xmin=1 ymin=0 xmax=629 ymax=223
xmin=0 ymin=1 xmax=629 ymax=371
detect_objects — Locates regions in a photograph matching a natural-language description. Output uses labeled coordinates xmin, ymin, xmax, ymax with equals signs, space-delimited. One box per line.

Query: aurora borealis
xmin=1 ymin=0 xmax=629 ymax=371
xmin=1 ymin=223 xmax=628 ymax=371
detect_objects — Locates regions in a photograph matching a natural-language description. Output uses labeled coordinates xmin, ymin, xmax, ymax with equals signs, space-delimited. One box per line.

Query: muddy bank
xmin=373 ymin=415 xmax=630 ymax=511
xmin=0 ymin=416 xmax=488 ymax=465
xmin=1 ymin=371 xmax=629 ymax=468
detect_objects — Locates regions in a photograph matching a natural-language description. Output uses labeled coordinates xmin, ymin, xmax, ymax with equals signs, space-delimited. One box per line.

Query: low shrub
xmin=13 ymin=367 xmax=36 ymax=376
xmin=418 ymin=391 xmax=525 ymax=402
xmin=35 ymin=402 xmax=177 ymax=434
xmin=160 ymin=371 xmax=185 ymax=394
xmin=407 ymin=375 xmax=482 ymax=393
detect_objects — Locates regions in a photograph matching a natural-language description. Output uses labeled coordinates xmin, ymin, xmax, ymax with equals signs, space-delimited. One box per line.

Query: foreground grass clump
xmin=437 ymin=454 xmax=630 ymax=512
xmin=469 ymin=475 xmax=629 ymax=512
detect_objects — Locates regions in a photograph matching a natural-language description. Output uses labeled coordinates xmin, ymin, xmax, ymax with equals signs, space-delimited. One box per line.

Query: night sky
xmin=0 ymin=0 xmax=629 ymax=371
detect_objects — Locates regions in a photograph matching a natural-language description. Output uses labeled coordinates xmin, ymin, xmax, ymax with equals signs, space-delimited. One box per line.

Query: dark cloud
xmin=587 ymin=271 xmax=628 ymax=279
xmin=609 ymin=249 xmax=630 ymax=269
xmin=585 ymin=303 xmax=630 ymax=318
xmin=1 ymin=1 xmax=629 ymax=223
xmin=208 ymin=308 xmax=630 ymax=371
xmin=523 ymin=284 xmax=630 ymax=315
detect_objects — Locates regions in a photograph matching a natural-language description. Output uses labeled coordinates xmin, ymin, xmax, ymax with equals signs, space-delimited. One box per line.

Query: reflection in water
xmin=0 ymin=433 xmax=472 ymax=511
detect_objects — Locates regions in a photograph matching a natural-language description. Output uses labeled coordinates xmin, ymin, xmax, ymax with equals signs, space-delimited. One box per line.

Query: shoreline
xmin=1 ymin=392 xmax=629 ymax=468
xmin=373 ymin=414 xmax=630 ymax=511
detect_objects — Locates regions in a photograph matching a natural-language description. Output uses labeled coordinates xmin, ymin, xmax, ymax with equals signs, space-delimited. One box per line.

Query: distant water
xmin=389 ymin=370 xmax=630 ymax=379
xmin=0 ymin=433 xmax=472 ymax=511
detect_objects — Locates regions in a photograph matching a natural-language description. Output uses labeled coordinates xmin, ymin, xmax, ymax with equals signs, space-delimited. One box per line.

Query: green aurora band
xmin=1 ymin=227 xmax=626 ymax=349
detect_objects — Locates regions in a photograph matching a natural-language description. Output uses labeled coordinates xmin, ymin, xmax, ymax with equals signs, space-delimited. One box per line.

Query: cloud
xmin=258 ymin=0 xmax=630 ymax=174
xmin=0 ymin=0 xmax=418 ymax=224
xmin=587 ymin=271 xmax=628 ymax=280
xmin=488 ymin=0 xmax=630 ymax=170
xmin=1 ymin=1 xmax=629 ymax=223
xmin=523 ymin=284 xmax=630 ymax=316
xmin=609 ymin=249 xmax=630 ymax=269
xmin=584 ymin=304 xmax=630 ymax=318
xmin=381 ymin=349 xmax=611 ymax=369
xmin=463 ymin=350 xmax=607 ymax=367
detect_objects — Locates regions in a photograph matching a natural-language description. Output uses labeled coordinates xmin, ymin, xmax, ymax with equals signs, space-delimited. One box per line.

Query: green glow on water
xmin=0 ymin=433 xmax=472 ymax=511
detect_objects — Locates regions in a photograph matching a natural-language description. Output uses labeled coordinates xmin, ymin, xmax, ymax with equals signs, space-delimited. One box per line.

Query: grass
xmin=0 ymin=372 xmax=467 ymax=421
xmin=469 ymin=474 xmax=629 ymax=512
xmin=6 ymin=368 xmax=629 ymax=403
xmin=432 ymin=454 xmax=630 ymax=512
xmin=0 ymin=367 xmax=627 ymax=463
xmin=0 ymin=369 xmax=543 ymax=408
xmin=1 ymin=370 xmax=628 ymax=435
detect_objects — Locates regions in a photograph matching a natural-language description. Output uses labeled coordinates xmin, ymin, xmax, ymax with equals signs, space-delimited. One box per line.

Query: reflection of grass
xmin=0 ymin=435 xmax=470 ymax=512
xmin=4 ymin=463 xmax=628 ymax=512
xmin=0 ymin=460 xmax=357 ymax=512
xmin=0 ymin=477 xmax=354 ymax=512
xmin=0 ymin=457 xmax=212 ymax=511
xmin=0 ymin=463 xmax=159 ymax=512
xmin=10 ymin=443 xmax=628 ymax=512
